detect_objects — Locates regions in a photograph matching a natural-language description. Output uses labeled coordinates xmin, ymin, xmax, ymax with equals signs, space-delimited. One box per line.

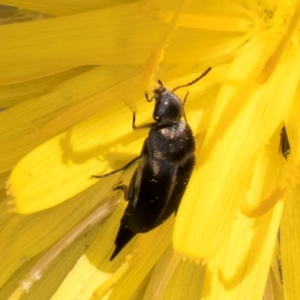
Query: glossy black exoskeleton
xmin=93 ymin=68 xmax=211 ymax=260
xmin=280 ymin=126 xmax=290 ymax=160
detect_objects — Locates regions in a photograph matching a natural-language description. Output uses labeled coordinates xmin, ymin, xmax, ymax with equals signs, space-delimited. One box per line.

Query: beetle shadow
xmin=59 ymin=122 xmax=147 ymax=171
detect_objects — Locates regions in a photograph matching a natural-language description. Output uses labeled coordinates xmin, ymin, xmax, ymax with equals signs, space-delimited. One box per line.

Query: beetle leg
xmin=113 ymin=184 xmax=129 ymax=201
xmin=91 ymin=155 xmax=142 ymax=179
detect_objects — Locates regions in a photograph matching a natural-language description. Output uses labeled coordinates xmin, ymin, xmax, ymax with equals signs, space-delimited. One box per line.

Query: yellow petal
xmin=202 ymin=200 xmax=284 ymax=300
xmin=285 ymin=85 xmax=300 ymax=164
xmin=51 ymin=215 xmax=173 ymax=300
xmin=0 ymin=66 xmax=141 ymax=173
xmin=0 ymin=0 xmax=133 ymax=16
xmin=142 ymin=248 xmax=205 ymax=299
xmin=263 ymin=242 xmax=284 ymax=300
xmin=42 ymin=201 xmax=127 ymax=300
xmin=0 ymin=181 xmax=119 ymax=289
xmin=7 ymin=98 xmax=140 ymax=213
xmin=179 ymin=0 xmax=254 ymax=32
xmin=0 ymin=67 xmax=90 ymax=108
xmin=239 ymin=127 xmax=288 ymax=217
xmin=174 ymin=33 xmax=300 ymax=259
xmin=0 ymin=3 xmax=166 ymax=84
xmin=281 ymin=185 xmax=300 ymax=299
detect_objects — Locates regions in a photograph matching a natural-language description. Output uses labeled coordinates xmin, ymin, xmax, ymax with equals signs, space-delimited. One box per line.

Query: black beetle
xmin=280 ymin=125 xmax=290 ymax=160
xmin=93 ymin=68 xmax=211 ymax=260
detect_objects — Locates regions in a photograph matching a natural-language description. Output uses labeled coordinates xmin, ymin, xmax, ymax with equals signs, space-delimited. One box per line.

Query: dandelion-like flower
xmin=1 ymin=0 xmax=300 ymax=299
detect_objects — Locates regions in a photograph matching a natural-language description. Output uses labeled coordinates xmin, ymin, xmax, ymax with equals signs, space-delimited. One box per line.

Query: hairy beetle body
xmin=111 ymin=121 xmax=195 ymax=259
xmin=93 ymin=68 xmax=211 ymax=260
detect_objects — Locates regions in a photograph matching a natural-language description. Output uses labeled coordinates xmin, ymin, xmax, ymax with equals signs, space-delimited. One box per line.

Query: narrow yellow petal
xmin=179 ymin=0 xmax=254 ymax=32
xmin=285 ymin=85 xmax=300 ymax=164
xmin=179 ymin=13 xmax=252 ymax=32
xmin=202 ymin=201 xmax=284 ymax=300
xmin=34 ymin=201 xmax=126 ymax=300
xmin=263 ymin=243 xmax=284 ymax=300
xmin=0 ymin=181 xmax=119 ymax=288
xmin=0 ymin=0 xmax=134 ymax=16
xmin=7 ymin=99 xmax=140 ymax=213
xmin=95 ymin=218 xmax=173 ymax=299
xmin=0 ymin=66 xmax=141 ymax=173
xmin=174 ymin=33 xmax=300 ymax=259
xmin=0 ymin=67 xmax=90 ymax=108
xmin=0 ymin=4 xmax=247 ymax=85
xmin=281 ymin=185 xmax=300 ymax=299
xmin=165 ymin=30 xmax=248 ymax=64
xmin=141 ymin=248 xmax=182 ymax=299
xmin=142 ymin=248 xmax=205 ymax=299
xmin=141 ymin=0 xmax=191 ymax=89
xmin=0 ymin=3 xmax=166 ymax=84
xmin=239 ymin=128 xmax=288 ymax=217
xmin=51 ymin=216 xmax=173 ymax=300
xmin=258 ymin=1 xmax=300 ymax=83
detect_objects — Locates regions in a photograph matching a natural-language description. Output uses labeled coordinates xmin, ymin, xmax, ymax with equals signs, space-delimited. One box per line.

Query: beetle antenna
xmin=172 ymin=67 xmax=212 ymax=92
xmin=182 ymin=91 xmax=189 ymax=122
xmin=182 ymin=91 xmax=189 ymax=105
xmin=157 ymin=79 xmax=164 ymax=86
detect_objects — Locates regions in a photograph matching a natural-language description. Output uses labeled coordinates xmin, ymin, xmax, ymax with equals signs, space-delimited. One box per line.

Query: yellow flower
xmin=1 ymin=0 xmax=300 ymax=299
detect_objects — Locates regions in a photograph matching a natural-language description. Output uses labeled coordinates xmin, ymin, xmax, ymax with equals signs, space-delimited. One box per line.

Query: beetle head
xmin=152 ymin=83 xmax=183 ymax=124
xmin=145 ymin=68 xmax=212 ymax=125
